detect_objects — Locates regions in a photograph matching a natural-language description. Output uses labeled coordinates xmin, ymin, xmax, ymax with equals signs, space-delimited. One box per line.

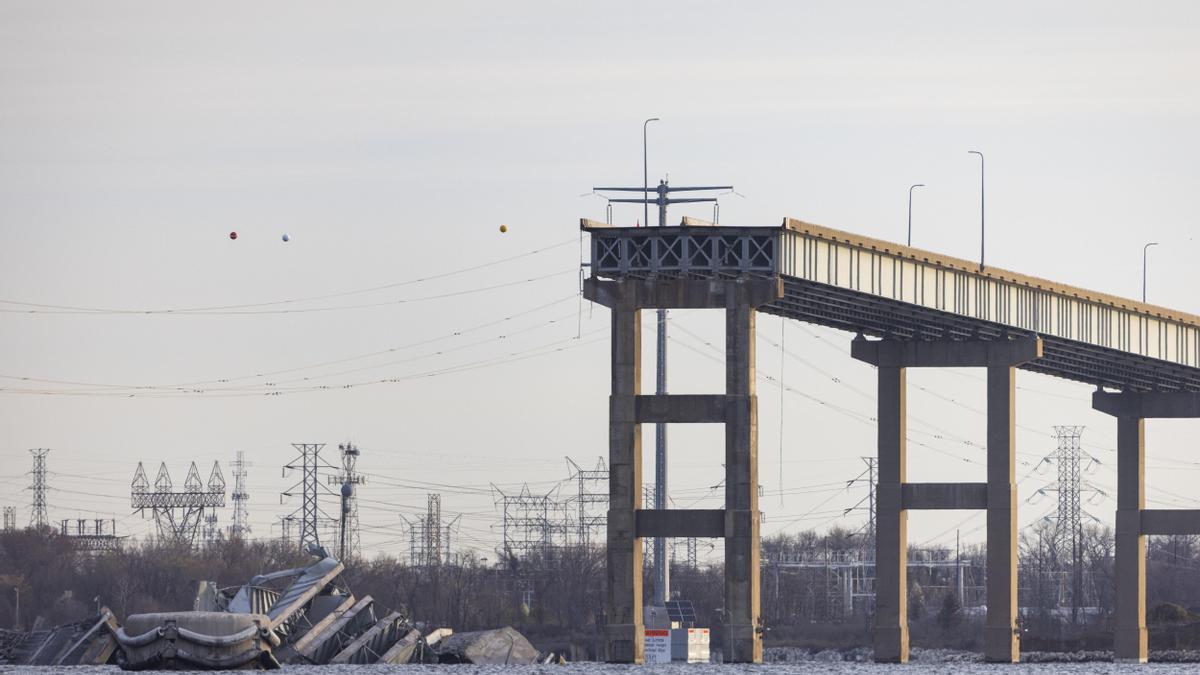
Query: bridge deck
xmin=582 ymin=218 xmax=1200 ymax=392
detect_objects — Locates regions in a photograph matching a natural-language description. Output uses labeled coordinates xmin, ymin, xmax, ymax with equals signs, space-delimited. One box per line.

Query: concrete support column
xmin=984 ymin=365 xmax=1019 ymax=663
xmin=874 ymin=365 xmax=908 ymax=663
xmin=1114 ymin=415 xmax=1147 ymax=663
xmin=724 ymin=291 xmax=761 ymax=663
xmin=605 ymin=301 xmax=644 ymax=663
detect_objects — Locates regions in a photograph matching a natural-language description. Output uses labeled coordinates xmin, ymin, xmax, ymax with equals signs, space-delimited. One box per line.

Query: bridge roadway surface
xmin=584 ymin=216 xmax=1200 ymax=392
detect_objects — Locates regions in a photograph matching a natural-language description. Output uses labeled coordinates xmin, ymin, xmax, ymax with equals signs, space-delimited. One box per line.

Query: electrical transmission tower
xmin=566 ymin=457 xmax=608 ymax=546
xmin=28 ymin=449 xmax=50 ymax=529
xmin=1030 ymin=425 xmax=1101 ymax=623
xmin=2 ymin=506 xmax=16 ymax=531
xmin=281 ymin=443 xmax=339 ymax=551
xmin=642 ymin=484 xmax=656 ymax=574
xmin=494 ymin=484 xmax=555 ymax=563
xmin=229 ymin=451 xmax=251 ymax=540
xmin=844 ymin=457 xmax=877 ymax=559
xmin=327 ymin=442 xmax=366 ymax=560
xmin=131 ymin=461 xmax=226 ymax=547
xmin=406 ymin=493 xmax=456 ymax=566
xmin=203 ymin=512 xmax=221 ymax=545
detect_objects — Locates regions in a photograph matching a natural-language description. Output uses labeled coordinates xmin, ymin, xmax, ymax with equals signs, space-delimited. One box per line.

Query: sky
xmin=3 ymin=1 xmax=1200 ymax=562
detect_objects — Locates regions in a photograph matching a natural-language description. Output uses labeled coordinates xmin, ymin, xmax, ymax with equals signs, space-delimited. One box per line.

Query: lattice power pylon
xmin=281 ymin=443 xmax=338 ymax=551
xmin=28 ymin=449 xmax=50 ymax=529
xmin=406 ymin=493 xmax=457 ymax=566
xmin=131 ymin=461 xmax=226 ymax=547
xmin=229 ymin=451 xmax=251 ymax=540
xmin=845 ymin=457 xmax=878 ymax=560
xmin=495 ymin=483 xmax=555 ymax=562
xmin=327 ymin=442 xmax=366 ymax=560
xmin=567 ymin=456 xmax=608 ymax=546
xmin=1030 ymin=425 xmax=1100 ymax=623
xmin=2 ymin=506 xmax=16 ymax=531
xmin=642 ymin=484 xmax=656 ymax=573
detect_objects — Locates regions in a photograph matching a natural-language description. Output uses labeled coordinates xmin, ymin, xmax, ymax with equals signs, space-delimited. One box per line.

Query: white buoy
xmin=282 ymin=233 xmax=290 ymax=242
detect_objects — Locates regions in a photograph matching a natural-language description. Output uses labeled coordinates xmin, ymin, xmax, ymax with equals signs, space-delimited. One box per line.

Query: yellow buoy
xmin=499 ymin=224 xmax=508 ymax=233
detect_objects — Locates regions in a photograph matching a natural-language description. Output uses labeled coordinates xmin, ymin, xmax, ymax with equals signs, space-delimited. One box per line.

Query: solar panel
xmin=664 ymin=600 xmax=697 ymax=624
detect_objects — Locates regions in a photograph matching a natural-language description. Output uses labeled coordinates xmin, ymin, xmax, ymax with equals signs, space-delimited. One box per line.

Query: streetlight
xmin=968 ymin=151 xmax=985 ymax=270
xmin=907 ymin=184 xmax=925 ymax=246
xmin=643 ymin=118 xmax=660 ymax=228
xmin=1143 ymin=242 xmax=1159 ymax=303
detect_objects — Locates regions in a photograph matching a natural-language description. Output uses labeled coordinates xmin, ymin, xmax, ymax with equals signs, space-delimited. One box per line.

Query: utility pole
xmin=593 ymin=177 xmax=732 ymax=607
xmin=28 ymin=449 xmax=49 ymax=529
xmin=956 ymin=529 xmax=964 ymax=603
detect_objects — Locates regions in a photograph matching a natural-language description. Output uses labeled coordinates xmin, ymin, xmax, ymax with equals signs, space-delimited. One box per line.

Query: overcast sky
xmin=3 ymin=1 xmax=1200 ymax=561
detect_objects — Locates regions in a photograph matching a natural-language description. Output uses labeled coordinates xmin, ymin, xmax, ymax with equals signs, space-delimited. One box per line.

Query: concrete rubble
xmin=0 ymin=545 xmax=555 ymax=669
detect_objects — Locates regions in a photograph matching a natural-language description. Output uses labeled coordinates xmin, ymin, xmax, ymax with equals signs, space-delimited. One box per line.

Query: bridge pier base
xmin=586 ymin=277 xmax=782 ymax=664
xmin=1093 ymin=391 xmax=1200 ymax=663
xmin=852 ymin=336 xmax=1042 ymax=664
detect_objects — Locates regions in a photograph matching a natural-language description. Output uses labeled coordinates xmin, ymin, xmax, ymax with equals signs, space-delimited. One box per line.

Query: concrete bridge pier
xmin=1093 ymin=390 xmax=1200 ymax=663
xmin=585 ymin=276 xmax=782 ymax=664
xmin=851 ymin=335 xmax=1043 ymax=664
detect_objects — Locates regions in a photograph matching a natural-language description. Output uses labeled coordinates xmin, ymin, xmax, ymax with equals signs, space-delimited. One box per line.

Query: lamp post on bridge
xmin=968 ymin=150 xmax=985 ymax=270
xmin=907 ymin=184 xmax=924 ymax=247
xmin=643 ymin=118 xmax=659 ymax=227
xmin=1143 ymin=242 xmax=1159 ymax=303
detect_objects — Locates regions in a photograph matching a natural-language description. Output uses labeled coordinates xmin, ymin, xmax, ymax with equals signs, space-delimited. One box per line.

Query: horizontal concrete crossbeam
xmin=1141 ymin=509 xmax=1200 ymax=535
xmin=635 ymin=509 xmax=724 ymax=538
xmin=851 ymin=336 xmax=1043 ymax=369
xmin=583 ymin=277 xmax=783 ymax=310
xmin=634 ymin=394 xmax=726 ymax=423
xmin=1093 ymin=390 xmax=1200 ymax=419
xmin=901 ymin=482 xmax=988 ymax=510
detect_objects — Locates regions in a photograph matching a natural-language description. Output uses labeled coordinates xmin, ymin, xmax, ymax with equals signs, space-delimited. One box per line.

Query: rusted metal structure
xmin=581 ymin=216 xmax=1200 ymax=664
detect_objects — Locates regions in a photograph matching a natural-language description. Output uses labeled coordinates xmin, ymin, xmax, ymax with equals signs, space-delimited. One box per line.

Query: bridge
xmin=581 ymin=216 xmax=1200 ymax=664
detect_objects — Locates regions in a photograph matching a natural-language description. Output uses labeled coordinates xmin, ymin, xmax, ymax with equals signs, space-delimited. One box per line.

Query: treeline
xmin=2 ymin=525 xmax=1199 ymax=650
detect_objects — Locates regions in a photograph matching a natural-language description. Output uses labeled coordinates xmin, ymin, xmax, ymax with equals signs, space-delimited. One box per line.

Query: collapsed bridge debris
xmin=1 ymin=545 xmax=553 ymax=669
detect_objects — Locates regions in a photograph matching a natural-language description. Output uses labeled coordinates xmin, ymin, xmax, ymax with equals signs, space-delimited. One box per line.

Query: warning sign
xmin=643 ymin=629 xmax=671 ymax=664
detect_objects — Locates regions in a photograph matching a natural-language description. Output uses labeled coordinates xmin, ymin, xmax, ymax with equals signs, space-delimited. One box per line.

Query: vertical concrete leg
xmin=1114 ymin=415 xmax=1147 ymax=663
xmin=605 ymin=303 xmax=644 ymax=663
xmin=874 ymin=366 xmax=908 ymax=663
xmin=984 ymin=365 xmax=1019 ymax=663
xmin=724 ymin=293 xmax=761 ymax=663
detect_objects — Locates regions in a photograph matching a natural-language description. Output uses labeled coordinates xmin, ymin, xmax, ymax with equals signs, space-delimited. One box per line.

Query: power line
xmin=0 ymin=238 xmax=575 ymax=315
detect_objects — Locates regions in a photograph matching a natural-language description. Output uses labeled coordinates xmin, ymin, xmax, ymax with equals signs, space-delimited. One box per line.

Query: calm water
xmin=3 ymin=665 xmax=1200 ymax=674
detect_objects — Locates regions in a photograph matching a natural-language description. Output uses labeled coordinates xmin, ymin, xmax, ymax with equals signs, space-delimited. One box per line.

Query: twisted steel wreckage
xmin=1 ymin=547 xmax=547 ymax=669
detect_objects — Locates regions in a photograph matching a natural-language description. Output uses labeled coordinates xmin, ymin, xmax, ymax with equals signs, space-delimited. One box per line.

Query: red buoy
xmin=229 ymin=231 xmax=238 ymax=240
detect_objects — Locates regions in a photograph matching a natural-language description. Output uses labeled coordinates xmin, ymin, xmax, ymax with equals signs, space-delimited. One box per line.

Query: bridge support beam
xmin=1092 ymin=390 xmax=1200 ymax=663
xmin=585 ymin=277 xmax=782 ymax=664
xmin=853 ymin=335 xmax=1042 ymax=664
